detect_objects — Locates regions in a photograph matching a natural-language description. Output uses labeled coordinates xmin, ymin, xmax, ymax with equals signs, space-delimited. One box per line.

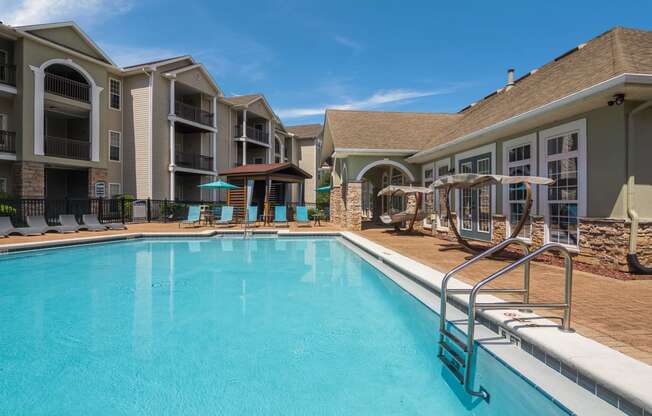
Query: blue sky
xmin=5 ymin=0 xmax=652 ymax=125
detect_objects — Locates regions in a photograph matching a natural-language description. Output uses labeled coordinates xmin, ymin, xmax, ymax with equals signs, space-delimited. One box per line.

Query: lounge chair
xmin=82 ymin=214 xmax=126 ymax=231
xmin=0 ymin=216 xmax=45 ymax=236
xmin=295 ymin=206 xmax=311 ymax=227
xmin=60 ymin=214 xmax=106 ymax=232
xmin=178 ymin=206 xmax=201 ymax=228
xmin=273 ymin=206 xmax=288 ymax=227
xmin=245 ymin=206 xmax=258 ymax=227
xmin=215 ymin=206 xmax=234 ymax=227
xmin=27 ymin=215 xmax=77 ymax=234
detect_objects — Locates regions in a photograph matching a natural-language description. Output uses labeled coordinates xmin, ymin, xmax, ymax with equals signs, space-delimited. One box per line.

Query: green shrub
xmin=0 ymin=204 xmax=16 ymax=216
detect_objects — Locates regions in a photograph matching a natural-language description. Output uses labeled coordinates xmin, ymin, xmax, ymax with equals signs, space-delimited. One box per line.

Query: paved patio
xmin=1 ymin=222 xmax=651 ymax=366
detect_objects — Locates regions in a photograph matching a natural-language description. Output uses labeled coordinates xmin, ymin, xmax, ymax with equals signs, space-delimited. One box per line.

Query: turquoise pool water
xmin=0 ymin=237 xmax=569 ymax=415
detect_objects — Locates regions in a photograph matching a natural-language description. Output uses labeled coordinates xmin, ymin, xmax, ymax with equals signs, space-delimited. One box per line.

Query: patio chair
xmin=178 ymin=205 xmax=201 ymax=228
xmin=0 ymin=216 xmax=45 ymax=236
xmin=295 ymin=206 xmax=311 ymax=227
xmin=273 ymin=206 xmax=288 ymax=227
xmin=215 ymin=206 xmax=235 ymax=227
xmin=82 ymin=214 xmax=127 ymax=231
xmin=245 ymin=205 xmax=258 ymax=227
xmin=27 ymin=215 xmax=78 ymax=234
xmin=60 ymin=214 xmax=106 ymax=232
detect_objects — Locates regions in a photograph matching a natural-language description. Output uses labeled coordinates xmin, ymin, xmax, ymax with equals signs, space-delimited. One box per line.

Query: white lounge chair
xmin=0 ymin=216 xmax=45 ymax=236
xmin=27 ymin=215 xmax=78 ymax=233
xmin=82 ymin=214 xmax=126 ymax=230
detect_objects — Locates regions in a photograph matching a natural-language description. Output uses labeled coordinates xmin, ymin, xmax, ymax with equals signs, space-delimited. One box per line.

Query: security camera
xmin=608 ymin=93 xmax=625 ymax=106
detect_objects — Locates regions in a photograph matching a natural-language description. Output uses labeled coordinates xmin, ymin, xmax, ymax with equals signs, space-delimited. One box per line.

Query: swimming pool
xmin=0 ymin=237 xmax=575 ymax=415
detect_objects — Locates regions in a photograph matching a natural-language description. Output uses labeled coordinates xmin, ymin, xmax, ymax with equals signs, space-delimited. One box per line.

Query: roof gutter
xmin=407 ymin=73 xmax=652 ymax=164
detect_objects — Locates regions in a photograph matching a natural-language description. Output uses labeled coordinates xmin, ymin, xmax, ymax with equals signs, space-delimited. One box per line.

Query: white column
xmin=90 ymin=85 xmax=102 ymax=162
xmin=30 ymin=66 xmax=45 ymax=155
xmin=169 ymin=78 xmax=176 ymax=115
xmin=169 ymin=119 xmax=176 ymax=200
xmin=242 ymin=109 xmax=247 ymax=165
xmin=280 ymin=138 xmax=285 ymax=163
xmin=267 ymin=120 xmax=273 ymax=163
xmin=212 ymin=96 xmax=218 ymax=173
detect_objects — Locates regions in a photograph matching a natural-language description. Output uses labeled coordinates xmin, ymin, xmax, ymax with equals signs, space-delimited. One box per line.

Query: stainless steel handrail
xmin=462 ymin=243 xmax=574 ymax=399
xmin=438 ymin=238 xmax=530 ymax=357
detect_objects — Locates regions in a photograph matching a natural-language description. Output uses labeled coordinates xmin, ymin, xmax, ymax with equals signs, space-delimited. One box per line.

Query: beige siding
xmin=25 ymin=27 xmax=106 ymax=61
xmin=297 ymin=138 xmax=317 ymax=204
xmin=632 ymin=104 xmax=652 ymax=219
xmin=123 ymin=73 xmax=152 ymax=198
xmin=174 ymin=67 xmax=218 ymax=96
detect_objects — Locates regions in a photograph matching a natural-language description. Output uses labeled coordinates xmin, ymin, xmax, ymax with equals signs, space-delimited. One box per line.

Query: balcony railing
xmin=44 ymin=73 xmax=90 ymax=103
xmin=233 ymin=125 xmax=270 ymax=145
xmin=175 ymin=151 xmax=214 ymax=171
xmin=45 ymin=136 xmax=90 ymax=160
xmin=174 ymin=101 xmax=214 ymax=126
xmin=0 ymin=130 xmax=16 ymax=153
xmin=0 ymin=65 xmax=16 ymax=86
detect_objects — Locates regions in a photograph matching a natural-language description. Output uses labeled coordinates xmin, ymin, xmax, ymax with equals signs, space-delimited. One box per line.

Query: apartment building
xmin=0 ymin=21 xmax=310 ymax=205
xmin=286 ymin=123 xmax=323 ymax=204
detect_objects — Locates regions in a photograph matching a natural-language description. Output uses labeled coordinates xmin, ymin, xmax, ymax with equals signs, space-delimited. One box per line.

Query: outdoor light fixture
xmin=608 ymin=93 xmax=625 ymax=106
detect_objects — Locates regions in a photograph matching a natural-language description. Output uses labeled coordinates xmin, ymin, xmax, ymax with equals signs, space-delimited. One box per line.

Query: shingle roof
xmin=220 ymin=162 xmax=312 ymax=179
xmin=286 ymin=124 xmax=322 ymax=138
xmin=223 ymin=94 xmax=264 ymax=106
xmin=421 ymin=26 xmax=652 ymax=150
xmin=324 ymin=109 xmax=462 ymax=150
xmin=122 ymin=55 xmax=190 ymax=69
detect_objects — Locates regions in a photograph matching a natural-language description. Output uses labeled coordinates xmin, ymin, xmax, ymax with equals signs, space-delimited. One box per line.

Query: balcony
xmin=0 ymin=130 xmax=16 ymax=153
xmin=45 ymin=136 xmax=90 ymax=160
xmin=0 ymin=65 xmax=16 ymax=86
xmin=175 ymin=151 xmax=214 ymax=171
xmin=174 ymin=101 xmax=213 ymax=126
xmin=45 ymin=73 xmax=90 ymax=103
xmin=234 ymin=125 xmax=270 ymax=145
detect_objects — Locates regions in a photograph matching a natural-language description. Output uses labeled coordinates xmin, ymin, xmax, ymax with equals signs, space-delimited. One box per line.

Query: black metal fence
xmin=0 ymin=198 xmax=330 ymax=227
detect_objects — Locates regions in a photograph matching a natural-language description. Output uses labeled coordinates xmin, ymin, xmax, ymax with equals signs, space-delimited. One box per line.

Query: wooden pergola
xmin=220 ymin=162 xmax=312 ymax=221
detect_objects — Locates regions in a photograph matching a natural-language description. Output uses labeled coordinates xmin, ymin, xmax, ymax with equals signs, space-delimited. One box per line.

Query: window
xmin=422 ymin=166 xmax=434 ymax=214
xmin=504 ymin=134 xmax=536 ymax=240
xmin=109 ymin=131 xmax=121 ymax=161
xmin=109 ymin=78 xmax=121 ymax=110
xmin=0 ymin=177 xmax=6 ymax=193
xmin=109 ymin=183 xmax=121 ymax=198
xmin=435 ymin=161 xmax=450 ymax=229
xmin=540 ymin=119 xmax=586 ymax=248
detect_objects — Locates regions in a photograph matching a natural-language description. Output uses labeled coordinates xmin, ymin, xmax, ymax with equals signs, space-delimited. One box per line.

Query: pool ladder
xmin=437 ymin=238 xmax=574 ymax=401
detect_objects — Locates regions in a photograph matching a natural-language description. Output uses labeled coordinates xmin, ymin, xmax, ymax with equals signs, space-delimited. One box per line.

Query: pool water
xmin=0 ymin=237 xmax=569 ymax=415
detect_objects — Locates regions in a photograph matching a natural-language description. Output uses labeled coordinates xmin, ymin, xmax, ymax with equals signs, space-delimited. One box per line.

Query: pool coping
xmin=1 ymin=229 xmax=650 ymax=415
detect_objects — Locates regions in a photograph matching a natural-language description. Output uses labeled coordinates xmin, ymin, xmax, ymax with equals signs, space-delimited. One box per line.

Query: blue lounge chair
xmin=215 ymin=206 xmax=234 ymax=227
xmin=179 ymin=205 xmax=201 ymax=228
xmin=295 ymin=206 xmax=311 ymax=227
xmin=246 ymin=206 xmax=258 ymax=226
xmin=274 ymin=206 xmax=288 ymax=227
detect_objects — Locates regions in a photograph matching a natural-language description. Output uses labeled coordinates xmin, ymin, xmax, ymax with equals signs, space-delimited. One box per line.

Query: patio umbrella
xmin=198 ymin=180 xmax=240 ymax=190
xmin=316 ymin=185 xmax=331 ymax=193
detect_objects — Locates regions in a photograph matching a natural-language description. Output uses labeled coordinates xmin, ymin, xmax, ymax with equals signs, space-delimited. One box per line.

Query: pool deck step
xmin=439 ymin=355 xmax=464 ymax=384
xmin=439 ymin=341 xmax=466 ymax=367
xmin=441 ymin=329 xmax=467 ymax=352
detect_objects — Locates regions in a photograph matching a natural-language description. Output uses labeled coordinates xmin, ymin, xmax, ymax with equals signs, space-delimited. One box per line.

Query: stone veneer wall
xmin=329 ymin=186 xmax=344 ymax=227
xmin=89 ymin=167 xmax=108 ymax=197
xmin=12 ymin=161 xmax=45 ymax=198
xmin=491 ymin=214 xmax=506 ymax=243
xmin=345 ymin=181 xmax=363 ymax=231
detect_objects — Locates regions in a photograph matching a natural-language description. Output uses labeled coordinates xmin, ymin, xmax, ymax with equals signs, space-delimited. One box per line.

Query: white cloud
xmin=334 ymin=35 xmax=362 ymax=53
xmin=277 ymin=88 xmax=454 ymax=119
xmin=4 ymin=0 xmax=132 ymax=26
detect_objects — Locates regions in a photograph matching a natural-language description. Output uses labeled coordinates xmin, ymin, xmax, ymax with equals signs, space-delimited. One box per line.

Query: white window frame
xmin=0 ymin=177 xmax=7 ymax=193
xmin=109 ymin=78 xmax=121 ymax=111
xmin=421 ymin=162 xmax=435 ymax=229
xmin=453 ymin=142 xmax=497 ymax=233
xmin=109 ymin=130 xmax=121 ymax=162
xmin=108 ymin=182 xmax=121 ymax=198
xmin=434 ymin=158 xmax=451 ymax=231
xmin=502 ymin=133 xmax=537 ymax=242
xmin=538 ymin=119 xmax=587 ymax=251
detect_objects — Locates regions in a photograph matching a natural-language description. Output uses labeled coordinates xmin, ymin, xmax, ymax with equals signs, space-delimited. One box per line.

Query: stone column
xmin=530 ymin=215 xmax=545 ymax=249
xmin=492 ymin=214 xmax=507 ymax=243
xmin=12 ymin=161 xmax=45 ymax=198
xmin=578 ymin=218 xmax=629 ymax=272
xmin=89 ymin=167 xmax=108 ymax=197
xmin=345 ymin=181 xmax=363 ymax=231
xmin=329 ymin=185 xmax=343 ymax=226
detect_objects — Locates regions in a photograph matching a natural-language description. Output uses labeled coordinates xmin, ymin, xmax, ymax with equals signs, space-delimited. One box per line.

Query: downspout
xmin=626 ymin=99 xmax=652 ymax=274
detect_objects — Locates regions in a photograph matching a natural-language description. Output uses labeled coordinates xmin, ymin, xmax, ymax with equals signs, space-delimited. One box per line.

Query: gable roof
xmin=122 ymin=55 xmax=192 ymax=70
xmin=220 ymin=162 xmax=312 ymax=179
xmin=409 ymin=26 xmax=652 ymax=161
xmin=223 ymin=94 xmax=264 ymax=106
xmin=286 ymin=124 xmax=322 ymax=138
xmin=324 ymin=109 xmax=462 ymax=151
xmin=163 ymin=63 xmax=223 ymax=96
xmin=14 ymin=22 xmax=115 ymax=65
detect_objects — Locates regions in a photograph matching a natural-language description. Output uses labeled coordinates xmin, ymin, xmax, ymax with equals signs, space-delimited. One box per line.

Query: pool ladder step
xmin=436 ymin=239 xmax=576 ymax=403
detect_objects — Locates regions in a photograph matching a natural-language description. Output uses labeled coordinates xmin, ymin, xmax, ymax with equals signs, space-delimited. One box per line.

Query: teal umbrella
xmin=198 ymin=180 xmax=240 ymax=190
xmin=316 ymin=185 xmax=331 ymax=193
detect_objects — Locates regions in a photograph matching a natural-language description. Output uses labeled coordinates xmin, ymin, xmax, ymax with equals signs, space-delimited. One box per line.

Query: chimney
xmin=506 ymin=68 xmax=515 ymax=90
